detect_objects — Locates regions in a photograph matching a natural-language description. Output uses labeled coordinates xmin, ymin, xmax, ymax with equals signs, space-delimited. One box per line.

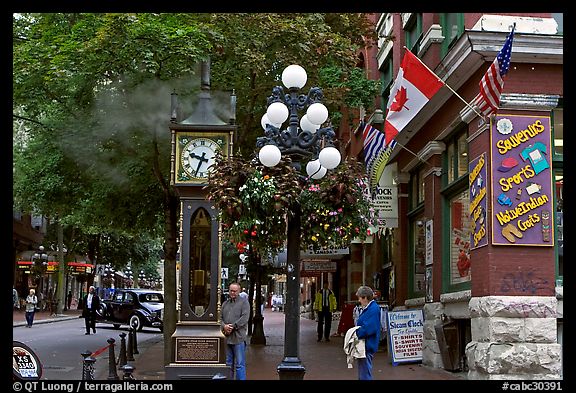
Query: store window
xmin=411 ymin=215 xmax=427 ymax=295
xmin=449 ymin=189 xmax=472 ymax=285
xmin=555 ymin=171 xmax=563 ymax=283
xmin=552 ymin=105 xmax=563 ymax=286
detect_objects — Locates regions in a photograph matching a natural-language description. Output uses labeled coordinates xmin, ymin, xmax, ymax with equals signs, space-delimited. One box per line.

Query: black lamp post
xmin=256 ymin=64 xmax=341 ymax=380
xmin=138 ymin=270 xmax=146 ymax=288
xmin=32 ymin=245 xmax=49 ymax=300
xmin=124 ymin=266 xmax=133 ymax=288
xmin=103 ymin=264 xmax=115 ymax=288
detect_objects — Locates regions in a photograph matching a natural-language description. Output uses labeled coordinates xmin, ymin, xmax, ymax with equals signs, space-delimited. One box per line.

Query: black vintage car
xmin=96 ymin=289 xmax=163 ymax=332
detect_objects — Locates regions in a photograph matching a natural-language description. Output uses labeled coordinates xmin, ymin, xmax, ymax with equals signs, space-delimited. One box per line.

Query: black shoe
xmin=85 ymin=332 xmax=90 ymax=335
xmin=325 ymin=338 xmax=330 ymax=342
xmin=317 ymin=338 xmax=322 ymax=342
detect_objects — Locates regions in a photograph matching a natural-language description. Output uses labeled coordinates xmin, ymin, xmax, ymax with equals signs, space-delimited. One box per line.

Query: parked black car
xmin=96 ymin=288 xmax=163 ymax=332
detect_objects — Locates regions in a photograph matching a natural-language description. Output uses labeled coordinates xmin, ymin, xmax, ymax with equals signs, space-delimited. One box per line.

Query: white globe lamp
xmin=261 ymin=113 xmax=282 ymax=131
xmin=267 ymin=102 xmax=289 ymax=124
xmin=282 ymin=64 xmax=307 ymax=89
xmin=318 ymin=146 xmax=341 ymax=169
xmin=258 ymin=144 xmax=282 ymax=167
xmin=306 ymin=102 xmax=328 ymax=125
xmin=300 ymin=114 xmax=320 ymax=133
xmin=305 ymin=159 xmax=327 ymax=179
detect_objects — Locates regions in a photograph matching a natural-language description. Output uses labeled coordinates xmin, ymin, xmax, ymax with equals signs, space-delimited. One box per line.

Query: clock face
xmin=182 ymin=138 xmax=219 ymax=179
xmin=175 ymin=132 xmax=229 ymax=185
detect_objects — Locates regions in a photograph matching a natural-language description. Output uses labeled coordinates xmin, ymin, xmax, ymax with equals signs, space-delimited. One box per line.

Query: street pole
xmin=56 ymin=219 xmax=66 ymax=315
xmin=276 ymin=202 xmax=305 ymax=379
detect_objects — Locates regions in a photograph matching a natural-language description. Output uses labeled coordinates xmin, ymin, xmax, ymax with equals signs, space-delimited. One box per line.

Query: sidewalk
xmin=127 ymin=308 xmax=467 ymax=381
xmin=13 ymin=307 xmax=466 ymax=380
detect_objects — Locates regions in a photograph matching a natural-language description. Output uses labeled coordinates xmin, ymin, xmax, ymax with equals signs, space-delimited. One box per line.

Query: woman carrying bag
xmin=25 ymin=289 xmax=38 ymax=328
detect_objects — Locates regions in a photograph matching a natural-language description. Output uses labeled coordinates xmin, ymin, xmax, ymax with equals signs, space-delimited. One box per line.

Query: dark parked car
xmin=96 ymin=289 xmax=163 ymax=332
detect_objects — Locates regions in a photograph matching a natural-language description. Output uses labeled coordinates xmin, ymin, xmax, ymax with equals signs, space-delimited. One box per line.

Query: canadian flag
xmin=384 ymin=49 xmax=445 ymax=146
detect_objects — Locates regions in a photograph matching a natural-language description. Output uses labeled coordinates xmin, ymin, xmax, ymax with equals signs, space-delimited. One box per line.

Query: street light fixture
xmin=124 ymin=266 xmax=133 ymax=288
xmin=256 ymin=64 xmax=341 ymax=380
xmin=32 ymin=245 xmax=49 ymax=298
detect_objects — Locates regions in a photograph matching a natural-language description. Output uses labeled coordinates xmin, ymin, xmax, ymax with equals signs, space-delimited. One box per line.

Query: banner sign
xmin=469 ymin=152 xmax=489 ymax=249
xmin=386 ymin=309 xmax=424 ymax=364
xmin=490 ymin=114 xmax=554 ymax=246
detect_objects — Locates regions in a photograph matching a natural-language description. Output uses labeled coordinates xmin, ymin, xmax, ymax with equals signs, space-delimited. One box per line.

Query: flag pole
xmin=402 ymin=46 xmax=485 ymax=119
xmin=392 ymin=140 xmax=436 ymax=168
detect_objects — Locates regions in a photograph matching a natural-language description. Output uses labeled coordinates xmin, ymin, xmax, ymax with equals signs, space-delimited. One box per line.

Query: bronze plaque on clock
xmin=175 ymin=337 xmax=220 ymax=363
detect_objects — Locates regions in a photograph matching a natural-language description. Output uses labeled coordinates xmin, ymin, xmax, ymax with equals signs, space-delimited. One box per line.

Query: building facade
xmin=341 ymin=12 xmax=563 ymax=379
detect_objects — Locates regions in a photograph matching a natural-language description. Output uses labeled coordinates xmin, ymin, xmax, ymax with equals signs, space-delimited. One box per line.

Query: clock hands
xmin=193 ymin=152 xmax=209 ymax=176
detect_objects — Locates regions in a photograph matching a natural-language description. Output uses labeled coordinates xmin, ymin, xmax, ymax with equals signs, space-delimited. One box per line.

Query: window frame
xmin=440 ymin=13 xmax=464 ymax=57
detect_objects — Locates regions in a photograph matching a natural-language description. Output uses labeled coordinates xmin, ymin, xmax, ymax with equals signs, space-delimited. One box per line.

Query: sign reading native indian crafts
xmin=490 ymin=114 xmax=554 ymax=246
xmin=469 ymin=152 xmax=488 ymax=249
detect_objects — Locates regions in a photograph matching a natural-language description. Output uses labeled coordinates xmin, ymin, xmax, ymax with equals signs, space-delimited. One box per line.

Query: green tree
xmin=13 ymin=12 xmax=379 ymax=362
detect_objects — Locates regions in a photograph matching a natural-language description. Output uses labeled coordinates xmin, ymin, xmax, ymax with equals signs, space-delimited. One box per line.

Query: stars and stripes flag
xmin=383 ymin=49 xmax=445 ymax=146
xmin=471 ymin=24 xmax=515 ymax=117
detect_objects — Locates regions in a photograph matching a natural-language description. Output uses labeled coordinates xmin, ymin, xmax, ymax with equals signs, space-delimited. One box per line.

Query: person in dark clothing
xmin=82 ymin=286 xmax=100 ymax=335
xmin=313 ymin=282 xmax=337 ymax=342
xmin=65 ymin=290 xmax=72 ymax=311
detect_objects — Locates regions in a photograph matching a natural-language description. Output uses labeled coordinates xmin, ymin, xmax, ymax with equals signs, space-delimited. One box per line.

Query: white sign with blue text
xmin=386 ymin=309 xmax=424 ymax=365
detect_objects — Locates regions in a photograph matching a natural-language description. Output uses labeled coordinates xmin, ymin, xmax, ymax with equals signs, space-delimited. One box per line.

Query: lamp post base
xmin=277 ymin=357 xmax=306 ymax=380
xmin=250 ymin=314 xmax=266 ymax=345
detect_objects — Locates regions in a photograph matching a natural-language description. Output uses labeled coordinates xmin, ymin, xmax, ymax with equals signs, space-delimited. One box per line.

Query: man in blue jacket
xmin=354 ymin=285 xmax=381 ymax=380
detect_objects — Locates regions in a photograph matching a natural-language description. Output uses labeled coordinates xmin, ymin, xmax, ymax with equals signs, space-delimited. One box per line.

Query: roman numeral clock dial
xmin=175 ymin=133 xmax=228 ymax=185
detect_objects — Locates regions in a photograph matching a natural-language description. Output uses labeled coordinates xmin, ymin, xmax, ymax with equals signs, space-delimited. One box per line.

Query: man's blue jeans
xmin=226 ymin=342 xmax=246 ymax=380
xmin=357 ymin=352 xmax=374 ymax=380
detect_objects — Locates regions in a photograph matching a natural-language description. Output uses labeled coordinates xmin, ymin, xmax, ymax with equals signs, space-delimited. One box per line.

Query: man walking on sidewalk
xmin=314 ymin=281 xmax=337 ymax=342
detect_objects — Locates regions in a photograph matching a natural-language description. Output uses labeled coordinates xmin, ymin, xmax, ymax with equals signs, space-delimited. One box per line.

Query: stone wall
xmin=466 ymin=296 xmax=562 ymax=380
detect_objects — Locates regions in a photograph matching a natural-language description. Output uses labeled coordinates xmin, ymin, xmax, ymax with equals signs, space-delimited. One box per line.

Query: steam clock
xmin=165 ymin=59 xmax=236 ymax=379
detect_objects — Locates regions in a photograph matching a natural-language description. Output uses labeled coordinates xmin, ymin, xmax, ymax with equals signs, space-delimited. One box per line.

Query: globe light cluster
xmin=257 ymin=64 xmax=341 ymax=178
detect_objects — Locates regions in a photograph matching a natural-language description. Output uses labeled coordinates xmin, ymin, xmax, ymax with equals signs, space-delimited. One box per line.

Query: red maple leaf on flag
xmin=390 ymin=87 xmax=409 ymax=112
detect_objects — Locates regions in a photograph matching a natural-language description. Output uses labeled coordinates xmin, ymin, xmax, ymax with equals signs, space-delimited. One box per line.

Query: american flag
xmin=472 ymin=24 xmax=515 ymax=117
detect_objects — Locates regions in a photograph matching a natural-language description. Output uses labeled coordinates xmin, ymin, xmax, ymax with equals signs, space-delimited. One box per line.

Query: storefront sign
xmin=371 ymin=185 xmax=399 ymax=228
xmin=301 ymin=261 xmax=337 ymax=273
xmin=490 ymin=115 xmax=554 ymax=246
xmin=386 ymin=309 xmax=424 ymax=364
xmin=469 ymin=152 xmax=488 ymax=249
xmin=301 ymin=245 xmax=349 ymax=258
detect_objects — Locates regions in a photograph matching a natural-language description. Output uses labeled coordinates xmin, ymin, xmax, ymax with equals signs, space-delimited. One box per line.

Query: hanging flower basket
xmin=206 ymin=154 xmax=374 ymax=256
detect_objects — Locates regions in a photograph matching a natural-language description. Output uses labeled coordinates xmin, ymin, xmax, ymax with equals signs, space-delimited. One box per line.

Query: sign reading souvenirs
xmin=386 ymin=309 xmax=424 ymax=365
xmin=490 ymin=114 xmax=554 ymax=246
xmin=469 ymin=152 xmax=489 ymax=249
xmin=13 ymin=341 xmax=42 ymax=381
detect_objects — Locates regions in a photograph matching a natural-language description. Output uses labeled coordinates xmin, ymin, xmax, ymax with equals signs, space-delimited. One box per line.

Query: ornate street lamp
xmin=256 ymin=64 xmax=341 ymax=380
xmin=138 ymin=270 xmax=146 ymax=288
xmin=124 ymin=266 xmax=133 ymax=288
xmin=32 ymin=245 xmax=49 ymax=299
xmin=103 ymin=264 xmax=115 ymax=288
